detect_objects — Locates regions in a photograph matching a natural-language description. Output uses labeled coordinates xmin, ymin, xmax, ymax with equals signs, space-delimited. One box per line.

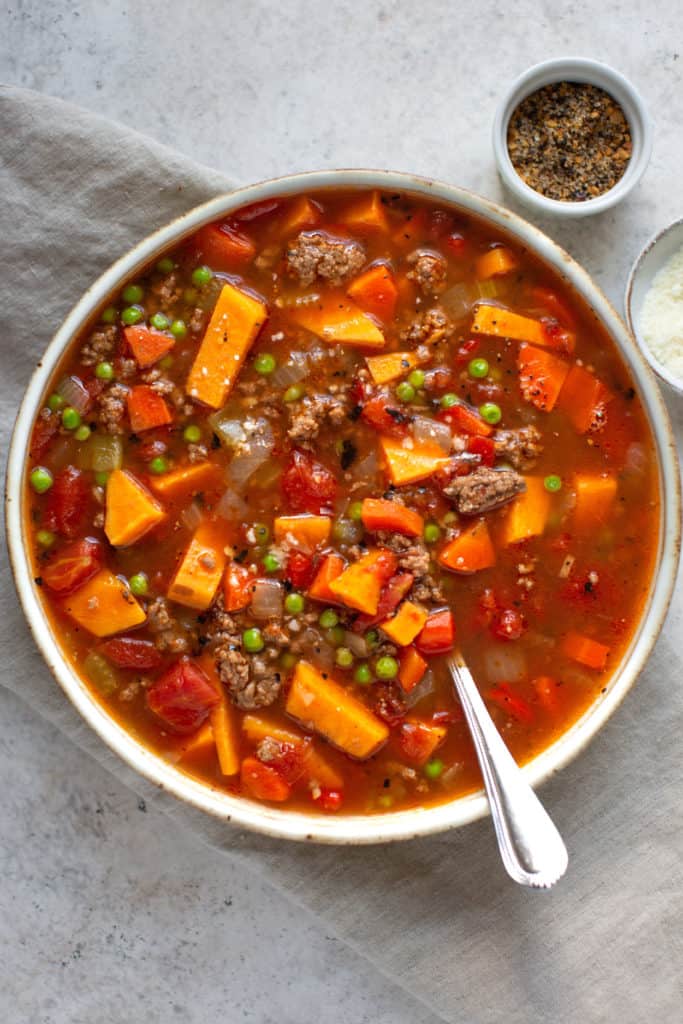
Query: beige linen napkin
xmin=2 ymin=85 xmax=682 ymax=1024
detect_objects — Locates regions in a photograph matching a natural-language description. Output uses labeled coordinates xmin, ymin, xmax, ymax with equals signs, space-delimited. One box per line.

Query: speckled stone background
xmin=1 ymin=2 xmax=682 ymax=1022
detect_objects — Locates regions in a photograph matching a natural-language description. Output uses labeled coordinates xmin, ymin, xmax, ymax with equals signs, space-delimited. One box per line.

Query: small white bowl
xmin=492 ymin=57 xmax=653 ymax=218
xmin=626 ymin=218 xmax=683 ymax=396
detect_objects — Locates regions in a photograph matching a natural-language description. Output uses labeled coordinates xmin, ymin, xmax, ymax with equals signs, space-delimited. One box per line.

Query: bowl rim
xmin=624 ymin=216 xmax=683 ymax=396
xmin=492 ymin=57 xmax=653 ymax=218
xmin=5 ymin=168 xmax=680 ymax=845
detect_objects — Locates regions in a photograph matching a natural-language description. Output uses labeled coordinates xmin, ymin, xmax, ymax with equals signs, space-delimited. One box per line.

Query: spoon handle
xmin=447 ymin=653 xmax=568 ymax=889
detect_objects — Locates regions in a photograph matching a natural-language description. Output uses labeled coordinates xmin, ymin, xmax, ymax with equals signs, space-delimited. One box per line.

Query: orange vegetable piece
xmin=472 ymin=304 xmax=547 ymax=346
xmin=167 ymin=519 xmax=229 ymax=611
xmin=124 ymin=326 xmax=175 ymax=369
xmin=517 ymin=344 xmax=570 ymax=412
xmin=241 ymin=756 xmax=291 ymax=802
xmin=186 ymin=282 xmax=268 ymax=409
xmin=127 ymin=386 xmax=173 ymax=433
xmin=273 ymin=514 xmax=332 ymax=550
xmin=361 ymin=498 xmax=424 ymax=537
xmin=148 ymin=460 xmax=224 ymax=500
xmin=105 ymin=469 xmax=165 ymax=547
xmin=193 ymin=222 xmax=255 ymax=269
xmin=289 ymin=291 xmax=385 ymax=349
xmin=285 ymin=661 xmax=389 ymax=760
xmin=278 ymin=195 xmax=322 ymax=236
xmin=365 ymin=350 xmax=421 ymax=384
xmin=499 ymin=477 xmax=550 ymax=546
xmin=62 ymin=569 xmax=146 ymax=637
xmin=379 ymin=436 xmax=449 ymax=486
xmin=328 ymin=549 xmax=397 ymax=615
xmin=533 ymin=675 xmax=559 ymax=711
xmin=241 ymin=714 xmax=343 ymax=789
xmin=197 ymin=652 xmax=240 ymax=776
xmin=307 ymin=553 xmax=347 ymax=604
xmin=442 ymin=402 xmax=494 ymax=437
xmin=556 ymin=364 xmax=613 ymax=434
xmin=347 ymin=263 xmax=398 ymax=321
xmin=224 ymin=563 xmax=255 ymax=612
xmin=561 ymin=632 xmax=610 ymax=670
xmin=398 ymin=646 xmax=428 ymax=693
xmin=178 ymin=721 xmax=217 ymax=763
xmin=397 ymin=719 xmax=447 ymax=765
xmin=573 ymin=474 xmax=618 ymax=530
xmin=438 ymin=520 xmax=496 ymax=573
xmin=476 ymin=247 xmax=518 ymax=280
xmin=339 ymin=190 xmax=390 ymax=233
xmin=380 ymin=601 xmax=429 ymax=646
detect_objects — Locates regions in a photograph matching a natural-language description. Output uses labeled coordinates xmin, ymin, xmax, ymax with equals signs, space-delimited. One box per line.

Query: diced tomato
xmin=43 ymin=465 xmax=91 ymax=538
xmin=466 ymin=436 xmax=496 ymax=467
xmin=286 ymin=549 xmax=317 ymax=589
xmin=224 ymin=564 xmax=255 ymax=612
xmin=437 ymin=403 xmax=493 ymax=437
xmin=529 ymin=286 xmax=577 ymax=329
xmin=533 ymin=675 xmax=559 ymax=711
xmin=30 ymin=412 xmax=59 ymax=459
xmin=98 ymin=637 xmax=163 ymax=670
xmin=281 ymin=450 xmax=337 ymax=515
xmin=354 ymin=571 xmax=414 ymax=630
xmin=360 ymin=393 xmax=409 ymax=437
xmin=373 ymin=683 xmax=408 ymax=726
xmin=432 ymin=707 xmax=463 ymax=726
xmin=422 ymin=366 xmax=454 ymax=393
xmin=315 ymin=787 xmax=344 ymax=812
xmin=416 ymin=608 xmax=456 ymax=654
xmin=41 ymin=537 xmax=103 ymax=594
xmin=146 ymin=657 xmax=220 ymax=734
xmin=257 ymin=740 xmax=311 ymax=785
xmin=192 ymin=222 xmax=255 ymax=269
xmin=397 ymin=721 xmax=445 ymax=765
xmin=232 ymin=199 xmax=282 ymax=223
xmin=445 ymin=232 xmax=468 ymax=256
xmin=240 ymin=757 xmax=291 ymax=802
xmin=488 ymin=683 xmax=534 ymax=724
xmin=541 ymin=318 xmax=575 ymax=356
xmin=455 ymin=338 xmax=480 ymax=365
xmin=490 ymin=607 xmax=527 ymax=641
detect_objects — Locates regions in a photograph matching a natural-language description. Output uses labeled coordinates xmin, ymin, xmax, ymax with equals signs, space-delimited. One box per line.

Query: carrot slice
xmin=365 ymin=350 xmax=421 ymax=384
xmin=380 ymin=601 xmax=429 ymax=646
xmin=438 ymin=520 xmax=496 ymax=573
xmin=556 ymin=364 xmax=613 ymax=433
xmin=328 ymin=549 xmax=397 ymax=615
xmin=105 ymin=469 xmax=165 ymax=547
xmin=562 ymin=632 xmax=610 ymax=670
xmin=124 ymin=326 xmax=175 ymax=369
xmin=197 ymin=652 xmax=240 ymax=776
xmin=398 ymin=646 xmax=428 ymax=693
xmin=360 ymin=498 xmax=424 ymax=537
xmin=241 ymin=757 xmax=291 ymax=802
xmin=517 ymin=344 xmax=570 ymax=412
xmin=476 ymin=247 xmax=518 ymax=279
xmin=499 ymin=477 xmax=550 ymax=546
xmin=573 ymin=474 xmax=618 ymax=530
xmin=379 ymin=436 xmax=450 ymax=486
xmin=472 ymin=304 xmax=547 ymax=345
xmin=307 ymin=553 xmax=346 ymax=604
xmin=62 ymin=569 xmax=146 ymax=637
xmin=347 ymin=263 xmax=398 ymax=321
xmin=127 ymin=386 xmax=173 ymax=432
xmin=278 ymin=196 xmax=322 ymax=236
xmin=339 ymin=191 xmax=390 ymax=233
xmin=148 ymin=461 xmax=224 ymax=500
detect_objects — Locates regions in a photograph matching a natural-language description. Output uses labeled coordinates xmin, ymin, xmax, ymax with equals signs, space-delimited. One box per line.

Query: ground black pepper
xmin=507 ymin=82 xmax=632 ymax=202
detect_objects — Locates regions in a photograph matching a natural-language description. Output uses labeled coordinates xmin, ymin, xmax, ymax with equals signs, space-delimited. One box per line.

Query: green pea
xmin=423 ymin=522 xmax=441 ymax=544
xmin=156 ymin=256 xmax=175 ymax=274
xmin=61 ymin=406 xmax=81 ymax=431
xmin=129 ymin=573 xmax=149 ymax=597
xmin=150 ymin=312 xmax=170 ymax=331
xmin=325 ymin=625 xmax=346 ymax=647
xmin=74 ymin=425 xmax=91 ymax=442
xmin=479 ymin=402 xmax=502 ymax=425
xmin=262 ymin=553 xmax=280 ymax=573
xmin=36 ymin=529 xmax=56 ymax=547
xmin=254 ymin=353 xmax=277 ymax=375
xmin=170 ymin=319 xmax=187 ymax=339
xmin=29 ymin=466 xmax=53 ymax=494
xmin=94 ymin=471 xmax=109 ymax=487
xmin=242 ymin=627 xmax=264 ymax=653
xmin=375 ymin=656 xmax=398 ymax=680
xmin=396 ymin=381 xmax=416 ymax=403
xmin=280 ymin=651 xmax=297 ymax=669
xmin=183 ymin=424 xmax=202 ymax=443
xmin=121 ymin=305 xmax=144 ymax=326
xmin=348 ymin=501 xmax=363 ymax=521
xmin=468 ymin=357 xmax=489 ymax=379
xmin=284 ymin=384 xmax=304 ymax=403
xmin=95 ymin=361 xmax=115 ymax=381
xmin=47 ymin=393 xmax=64 ymax=412
xmin=285 ymin=592 xmax=304 ymax=614
xmin=424 ymin=758 xmax=445 ymax=780
xmin=122 ymin=283 xmax=144 ymax=304
xmin=192 ymin=265 xmax=213 ymax=287
xmin=149 ymin=456 xmax=169 ymax=475
xmin=318 ymin=609 xmax=339 ymax=629
xmin=408 ymin=369 xmax=426 ymax=389
xmin=101 ymin=306 xmax=118 ymax=324
xmin=544 ymin=474 xmax=562 ymax=493
xmin=354 ymin=663 xmax=372 ymax=685
xmin=365 ymin=629 xmax=380 ymax=651
xmin=335 ymin=647 xmax=354 ymax=669
xmin=440 ymin=393 xmax=460 ymax=409
xmin=253 ymin=523 xmax=270 ymax=545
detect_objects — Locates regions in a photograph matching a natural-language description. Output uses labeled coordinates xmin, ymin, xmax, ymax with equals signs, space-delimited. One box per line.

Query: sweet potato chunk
xmin=380 ymin=436 xmax=449 ymax=486
xmin=62 ymin=569 xmax=146 ymax=637
xmin=380 ymin=601 xmax=429 ymax=646
xmin=273 ymin=514 xmax=332 ymax=550
xmin=499 ymin=477 xmax=550 ymax=546
xmin=167 ymin=519 xmax=229 ymax=611
xmin=105 ymin=469 xmax=165 ymax=547
xmin=290 ymin=291 xmax=385 ymax=349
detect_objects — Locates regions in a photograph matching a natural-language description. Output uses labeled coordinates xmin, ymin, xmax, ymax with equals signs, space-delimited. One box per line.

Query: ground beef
xmin=188 ymin=307 xmax=206 ymax=334
xmin=256 ymin=736 xmax=283 ymax=763
xmin=406 ymin=249 xmax=447 ymax=295
xmin=187 ymin=443 xmax=209 ymax=464
xmin=374 ymin=683 xmax=407 ymax=726
xmin=117 ymin=358 xmax=137 ymax=381
xmin=494 ymin=425 xmax=544 ymax=470
xmin=287 ymin=392 xmax=349 ymax=445
xmin=203 ymin=599 xmax=283 ymax=709
xmin=80 ymin=325 xmax=118 ymax=366
xmin=150 ymin=271 xmax=183 ymax=307
xmin=400 ymin=307 xmax=453 ymax=348
xmin=445 ymin=466 xmax=526 ymax=515
xmin=373 ymin=532 xmax=445 ymax=603
xmin=147 ymin=597 xmax=191 ymax=654
xmin=96 ymin=383 xmax=129 ymax=435
xmin=285 ymin=231 xmax=366 ymax=287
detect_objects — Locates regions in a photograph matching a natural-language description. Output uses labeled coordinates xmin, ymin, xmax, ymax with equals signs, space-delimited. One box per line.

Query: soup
xmin=25 ymin=189 xmax=659 ymax=815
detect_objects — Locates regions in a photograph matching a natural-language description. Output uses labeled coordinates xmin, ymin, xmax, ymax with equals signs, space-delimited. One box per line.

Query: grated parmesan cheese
xmin=640 ymin=244 xmax=683 ymax=380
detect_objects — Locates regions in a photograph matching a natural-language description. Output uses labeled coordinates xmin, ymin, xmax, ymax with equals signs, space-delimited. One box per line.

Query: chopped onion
xmin=483 ymin=645 xmax=527 ymax=684
xmin=228 ymin=441 xmax=273 ymax=489
xmin=209 ymin=413 xmax=247 ymax=448
xmin=405 ymin=670 xmax=435 ymax=708
xmin=350 ymin=449 xmax=378 ymax=482
xmin=344 ymin=631 xmax=368 ymax=659
xmin=216 ymin=487 xmax=248 ymax=521
xmin=83 ymin=651 xmax=118 ymax=694
xmin=558 ymin=554 xmax=575 ymax=579
xmin=270 ymin=350 xmax=308 ymax=388
xmin=181 ymin=501 xmax=203 ymax=532
xmin=412 ymin=416 xmax=452 ymax=453
xmin=250 ymin=579 xmax=284 ymax=620
xmin=58 ymin=375 xmax=91 ymax=415
xmin=299 ymin=627 xmax=334 ymax=668
xmin=77 ymin=433 xmax=123 ymax=472
xmin=624 ymin=442 xmax=648 ymax=477
xmin=440 ymin=282 xmax=476 ymax=321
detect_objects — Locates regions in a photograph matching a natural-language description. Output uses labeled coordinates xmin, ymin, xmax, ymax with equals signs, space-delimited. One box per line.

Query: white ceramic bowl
xmin=625 ymin=218 xmax=683 ymax=396
xmin=6 ymin=170 xmax=680 ymax=844
xmin=492 ymin=57 xmax=653 ymax=218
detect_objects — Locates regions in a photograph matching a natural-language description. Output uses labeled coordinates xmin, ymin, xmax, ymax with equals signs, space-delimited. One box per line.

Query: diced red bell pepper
xmin=437 ymin=403 xmax=493 ymax=437
xmin=466 ymin=435 xmax=496 ymax=467
xmin=224 ymin=564 xmax=255 ymax=612
xmin=490 ymin=607 xmax=527 ymax=642
xmin=455 ymin=338 xmax=480 ymax=365
xmin=240 ymin=757 xmax=291 ymax=802
xmin=286 ymin=549 xmax=317 ymax=589
xmin=41 ymin=537 xmax=103 ymax=594
xmin=30 ymin=412 xmax=59 ymax=459
xmin=43 ymin=466 xmax=91 ymax=539
xmin=488 ymin=683 xmax=534 ymax=724
xmin=397 ymin=720 xmax=445 ymax=765
xmin=192 ymin=222 xmax=255 ymax=268
xmin=146 ymin=657 xmax=220 ymax=734
xmin=98 ymin=637 xmax=164 ymax=670
xmin=281 ymin=450 xmax=337 ymax=515
xmin=360 ymin=393 xmax=409 ymax=437
xmin=416 ymin=608 xmax=456 ymax=655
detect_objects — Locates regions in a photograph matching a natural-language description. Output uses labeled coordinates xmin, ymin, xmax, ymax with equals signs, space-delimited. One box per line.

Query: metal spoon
xmin=447 ymin=652 xmax=568 ymax=889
